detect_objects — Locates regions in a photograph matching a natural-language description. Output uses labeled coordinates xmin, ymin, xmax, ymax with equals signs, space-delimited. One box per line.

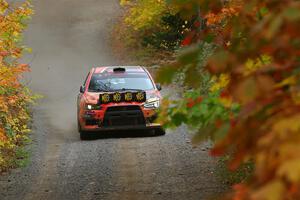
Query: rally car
xmin=77 ymin=66 xmax=165 ymax=140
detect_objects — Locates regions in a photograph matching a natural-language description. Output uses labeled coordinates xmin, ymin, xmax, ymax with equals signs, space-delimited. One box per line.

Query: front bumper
xmin=79 ymin=104 xmax=162 ymax=132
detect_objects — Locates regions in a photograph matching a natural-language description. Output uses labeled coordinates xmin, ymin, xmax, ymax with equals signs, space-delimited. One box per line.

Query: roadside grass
xmin=14 ymin=146 xmax=30 ymax=168
xmin=216 ymin=154 xmax=254 ymax=186
xmin=0 ymin=136 xmax=32 ymax=173
xmin=14 ymin=137 xmax=32 ymax=168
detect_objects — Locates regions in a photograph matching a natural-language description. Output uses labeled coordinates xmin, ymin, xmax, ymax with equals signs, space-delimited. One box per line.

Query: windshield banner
xmin=99 ymin=91 xmax=146 ymax=104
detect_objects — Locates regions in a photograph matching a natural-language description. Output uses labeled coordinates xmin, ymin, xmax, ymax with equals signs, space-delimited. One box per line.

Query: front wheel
xmin=80 ymin=131 xmax=89 ymax=140
xmin=78 ymin=120 xmax=89 ymax=140
xmin=155 ymin=128 xmax=166 ymax=136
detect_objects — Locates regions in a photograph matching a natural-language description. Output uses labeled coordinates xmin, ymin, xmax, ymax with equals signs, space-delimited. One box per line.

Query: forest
xmin=1 ymin=0 xmax=300 ymax=199
xmin=117 ymin=0 xmax=300 ymax=199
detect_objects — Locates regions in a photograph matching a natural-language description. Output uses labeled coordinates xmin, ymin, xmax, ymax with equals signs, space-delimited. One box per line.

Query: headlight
xmin=143 ymin=97 xmax=160 ymax=109
xmin=86 ymin=104 xmax=101 ymax=110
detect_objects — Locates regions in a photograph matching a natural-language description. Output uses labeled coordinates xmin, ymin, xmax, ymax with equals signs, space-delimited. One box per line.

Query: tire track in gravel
xmin=109 ymin=128 xmax=224 ymax=200
xmin=24 ymin=128 xmax=62 ymax=200
xmin=114 ymin=139 xmax=141 ymax=200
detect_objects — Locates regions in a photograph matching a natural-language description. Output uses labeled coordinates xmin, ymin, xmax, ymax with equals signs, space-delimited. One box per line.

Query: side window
xmin=83 ymin=72 xmax=90 ymax=88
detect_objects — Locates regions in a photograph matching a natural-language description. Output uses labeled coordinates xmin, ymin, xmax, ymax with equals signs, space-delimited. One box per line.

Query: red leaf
xmin=215 ymin=119 xmax=223 ymax=128
xmin=233 ymin=184 xmax=248 ymax=200
xmin=194 ymin=21 xmax=201 ymax=28
xmin=273 ymin=72 xmax=282 ymax=82
xmin=181 ymin=35 xmax=193 ymax=46
xmin=288 ymin=184 xmax=298 ymax=195
xmin=230 ymin=119 xmax=237 ymax=128
xmin=229 ymin=151 xmax=245 ymax=171
xmin=19 ymin=63 xmax=29 ymax=68
xmin=0 ymin=51 xmax=9 ymax=57
xmin=187 ymin=98 xmax=196 ymax=108
xmin=196 ymin=96 xmax=203 ymax=103
xmin=210 ymin=145 xmax=225 ymax=156
xmin=220 ymin=90 xmax=230 ymax=98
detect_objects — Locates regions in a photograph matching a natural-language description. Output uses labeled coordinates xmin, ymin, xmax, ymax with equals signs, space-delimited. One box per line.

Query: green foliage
xmin=157 ymin=0 xmax=300 ymax=199
xmin=121 ymin=0 xmax=175 ymax=31
xmin=116 ymin=0 xmax=194 ymax=65
xmin=15 ymin=145 xmax=30 ymax=168
xmin=0 ymin=0 xmax=35 ymax=173
xmin=142 ymin=13 xmax=193 ymax=50
xmin=160 ymin=89 xmax=239 ymax=143
xmin=157 ymin=40 xmax=236 ymax=138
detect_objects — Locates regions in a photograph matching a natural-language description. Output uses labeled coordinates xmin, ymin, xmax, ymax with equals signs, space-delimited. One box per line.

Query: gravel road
xmin=0 ymin=0 xmax=225 ymax=199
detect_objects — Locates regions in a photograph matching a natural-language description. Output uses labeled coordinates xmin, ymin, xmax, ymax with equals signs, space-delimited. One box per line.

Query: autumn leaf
xmin=0 ymin=0 xmax=35 ymax=172
xmin=251 ymin=180 xmax=285 ymax=200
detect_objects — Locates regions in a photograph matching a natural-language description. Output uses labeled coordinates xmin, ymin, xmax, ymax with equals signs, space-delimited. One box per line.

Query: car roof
xmin=93 ymin=66 xmax=146 ymax=74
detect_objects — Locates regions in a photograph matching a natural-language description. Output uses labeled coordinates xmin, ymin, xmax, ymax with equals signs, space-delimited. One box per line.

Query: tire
xmin=78 ymin=120 xmax=89 ymax=140
xmin=77 ymin=120 xmax=81 ymax=133
xmin=80 ymin=131 xmax=89 ymax=140
xmin=155 ymin=128 xmax=166 ymax=136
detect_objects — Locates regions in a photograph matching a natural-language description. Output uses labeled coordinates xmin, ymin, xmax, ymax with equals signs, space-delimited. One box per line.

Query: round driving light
xmin=136 ymin=92 xmax=145 ymax=102
xmin=124 ymin=92 xmax=133 ymax=102
xmin=101 ymin=93 xmax=110 ymax=103
xmin=113 ymin=92 xmax=122 ymax=102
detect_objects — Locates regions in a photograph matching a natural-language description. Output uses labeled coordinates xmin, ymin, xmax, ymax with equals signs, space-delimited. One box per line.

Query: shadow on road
xmin=83 ymin=130 xmax=163 ymax=140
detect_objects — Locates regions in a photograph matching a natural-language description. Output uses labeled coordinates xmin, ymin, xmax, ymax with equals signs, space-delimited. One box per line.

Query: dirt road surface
xmin=0 ymin=0 xmax=225 ymax=199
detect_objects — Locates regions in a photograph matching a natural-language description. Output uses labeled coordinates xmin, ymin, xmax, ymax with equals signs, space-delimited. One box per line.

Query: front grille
xmin=103 ymin=106 xmax=145 ymax=127
xmin=85 ymin=119 xmax=99 ymax=126
xmin=106 ymin=106 xmax=141 ymax=112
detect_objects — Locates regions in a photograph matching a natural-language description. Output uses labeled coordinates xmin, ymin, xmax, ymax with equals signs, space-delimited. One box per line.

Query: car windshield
xmin=88 ymin=73 xmax=155 ymax=92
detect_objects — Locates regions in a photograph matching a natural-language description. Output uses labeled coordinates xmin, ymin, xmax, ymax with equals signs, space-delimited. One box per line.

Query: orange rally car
xmin=77 ymin=66 xmax=165 ymax=140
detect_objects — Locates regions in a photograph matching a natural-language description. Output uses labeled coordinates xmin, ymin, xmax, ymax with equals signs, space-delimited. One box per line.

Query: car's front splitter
xmin=82 ymin=123 xmax=162 ymax=132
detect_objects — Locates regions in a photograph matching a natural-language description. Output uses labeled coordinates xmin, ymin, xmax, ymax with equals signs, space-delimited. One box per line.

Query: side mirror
xmin=156 ymin=83 xmax=162 ymax=91
xmin=80 ymin=86 xmax=85 ymax=93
